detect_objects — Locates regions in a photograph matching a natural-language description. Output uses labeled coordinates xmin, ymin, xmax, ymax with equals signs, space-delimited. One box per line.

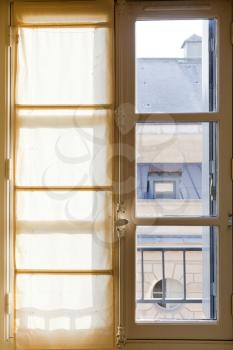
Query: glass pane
xmin=136 ymin=19 xmax=217 ymax=113
xmin=16 ymin=191 xmax=112 ymax=270
xmin=136 ymin=122 xmax=217 ymax=217
xmin=136 ymin=226 xmax=217 ymax=322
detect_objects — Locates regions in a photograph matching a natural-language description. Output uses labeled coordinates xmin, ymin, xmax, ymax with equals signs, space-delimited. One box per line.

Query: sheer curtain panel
xmin=13 ymin=1 xmax=114 ymax=349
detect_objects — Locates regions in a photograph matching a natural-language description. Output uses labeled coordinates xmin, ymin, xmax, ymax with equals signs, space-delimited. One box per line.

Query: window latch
xmin=116 ymin=218 xmax=129 ymax=238
xmin=116 ymin=218 xmax=128 ymax=227
xmin=116 ymin=202 xmax=128 ymax=238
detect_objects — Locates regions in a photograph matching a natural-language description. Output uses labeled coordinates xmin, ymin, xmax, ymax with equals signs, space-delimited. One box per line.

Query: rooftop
xmin=181 ymin=34 xmax=202 ymax=48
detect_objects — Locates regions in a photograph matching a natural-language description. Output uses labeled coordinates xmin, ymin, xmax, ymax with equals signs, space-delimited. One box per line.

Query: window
xmin=116 ymin=0 xmax=233 ymax=345
xmin=4 ymin=1 xmax=114 ymax=350
xmin=135 ymin=19 xmax=217 ymax=113
xmin=0 ymin=1 xmax=232 ymax=350
xmin=154 ymin=181 xmax=176 ymax=199
xmin=136 ymin=122 xmax=217 ymax=217
xmin=152 ymin=278 xmax=183 ymax=310
xmin=136 ymin=226 xmax=217 ymax=322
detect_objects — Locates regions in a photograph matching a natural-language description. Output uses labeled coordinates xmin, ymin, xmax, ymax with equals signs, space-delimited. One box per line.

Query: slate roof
xmin=136 ymin=57 xmax=202 ymax=113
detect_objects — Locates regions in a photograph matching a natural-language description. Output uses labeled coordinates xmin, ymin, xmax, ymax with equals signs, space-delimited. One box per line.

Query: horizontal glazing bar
xmin=15 ymin=186 xmax=113 ymax=192
xmin=134 ymin=218 xmax=220 ymax=226
xmin=15 ymin=220 xmax=107 ymax=234
xmin=137 ymin=298 xmax=202 ymax=304
xmin=137 ymin=247 xmax=202 ymax=252
xmin=143 ymin=4 xmax=211 ymax=11
xmin=15 ymin=104 xmax=113 ymax=110
xmin=17 ymin=116 xmax=108 ymax=128
xmin=17 ymin=22 xmax=111 ymax=29
xmin=136 ymin=113 xmax=220 ymax=123
xmin=16 ymin=269 xmax=113 ymax=275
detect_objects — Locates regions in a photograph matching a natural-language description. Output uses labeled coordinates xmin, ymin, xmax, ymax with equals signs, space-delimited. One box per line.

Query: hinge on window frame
xmin=116 ymin=325 xmax=126 ymax=348
xmin=232 ymin=295 xmax=233 ymax=316
xmin=8 ymin=26 xmax=13 ymax=47
xmin=209 ymin=37 xmax=215 ymax=53
xmin=210 ymin=175 xmax=216 ymax=201
xmin=5 ymin=293 xmax=14 ymax=341
xmin=210 ymin=282 xmax=216 ymax=297
xmin=209 ymin=160 xmax=215 ymax=175
xmin=231 ymin=159 xmax=233 ymax=180
xmin=231 ymin=24 xmax=233 ymax=45
xmin=5 ymin=293 xmax=10 ymax=315
xmin=5 ymin=158 xmax=11 ymax=180
xmin=8 ymin=26 xmax=19 ymax=47
xmin=210 ymin=185 xmax=216 ymax=201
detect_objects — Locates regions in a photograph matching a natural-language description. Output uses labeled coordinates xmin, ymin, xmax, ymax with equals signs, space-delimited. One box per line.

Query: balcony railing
xmin=136 ymin=246 xmax=202 ymax=305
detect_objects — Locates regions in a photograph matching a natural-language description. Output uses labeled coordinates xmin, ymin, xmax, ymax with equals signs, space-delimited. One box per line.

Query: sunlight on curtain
xmin=16 ymin=109 xmax=112 ymax=186
xmin=16 ymin=275 xmax=113 ymax=349
xmin=16 ymin=191 xmax=112 ymax=270
xmin=13 ymin=1 xmax=114 ymax=349
xmin=16 ymin=28 xmax=112 ymax=104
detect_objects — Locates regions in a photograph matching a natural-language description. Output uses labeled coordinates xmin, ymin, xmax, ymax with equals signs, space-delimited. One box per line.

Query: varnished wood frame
xmin=116 ymin=0 xmax=233 ymax=345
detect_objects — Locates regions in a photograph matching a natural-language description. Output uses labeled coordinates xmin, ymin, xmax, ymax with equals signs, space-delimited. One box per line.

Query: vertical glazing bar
xmin=183 ymin=250 xmax=187 ymax=301
xmin=162 ymin=250 xmax=166 ymax=303
xmin=209 ymin=227 xmax=216 ymax=319
xmin=141 ymin=249 xmax=144 ymax=300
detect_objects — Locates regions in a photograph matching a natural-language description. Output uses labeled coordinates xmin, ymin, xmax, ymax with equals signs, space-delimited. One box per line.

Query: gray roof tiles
xmin=136 ymin=57 xmax=202 ymax=113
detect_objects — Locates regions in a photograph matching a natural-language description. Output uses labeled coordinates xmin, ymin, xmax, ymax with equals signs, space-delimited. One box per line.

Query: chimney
xmin=181 ymin=34 xmax=202 ymax=58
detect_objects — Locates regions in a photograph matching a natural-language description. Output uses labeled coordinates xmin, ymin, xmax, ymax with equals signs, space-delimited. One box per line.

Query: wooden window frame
xmin=116 ymin=0 xmax=233 ymax=347
xmin=0 ymin=0 xmax=232 ymax=349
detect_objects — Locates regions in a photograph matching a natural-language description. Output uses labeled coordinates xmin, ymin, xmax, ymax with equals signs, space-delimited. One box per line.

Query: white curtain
xmin=16 ymin=28 xmax=112 ymax=104
xmin=13 ymin=1 xmax=114 ymax=349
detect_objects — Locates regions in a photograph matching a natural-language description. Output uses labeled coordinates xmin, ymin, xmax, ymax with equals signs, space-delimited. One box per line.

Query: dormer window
xmin=154 ymin=181 xmax=176 ymax=199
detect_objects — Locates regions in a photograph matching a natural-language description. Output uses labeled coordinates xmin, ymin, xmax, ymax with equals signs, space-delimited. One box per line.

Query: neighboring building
xmin=136 ymin=33 xmax=202 ymax=113
xmin=136 ymin=34 xmax=207 ymax=218
xmin=181 ymin=34 xmax=202 ymax=58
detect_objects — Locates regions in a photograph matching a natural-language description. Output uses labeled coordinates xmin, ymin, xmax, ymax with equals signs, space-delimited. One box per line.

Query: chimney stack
xmin=181 ymin=34 xmax=202 ymax=58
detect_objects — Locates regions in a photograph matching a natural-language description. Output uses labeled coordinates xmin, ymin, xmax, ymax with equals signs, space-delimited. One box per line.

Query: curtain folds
xmin=13 ymin=1 xmax=114 ymax=349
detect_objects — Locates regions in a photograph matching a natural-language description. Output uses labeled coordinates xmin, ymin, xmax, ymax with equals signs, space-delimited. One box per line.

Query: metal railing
xmin=136 ymin=246 xmax=202 ymax=305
